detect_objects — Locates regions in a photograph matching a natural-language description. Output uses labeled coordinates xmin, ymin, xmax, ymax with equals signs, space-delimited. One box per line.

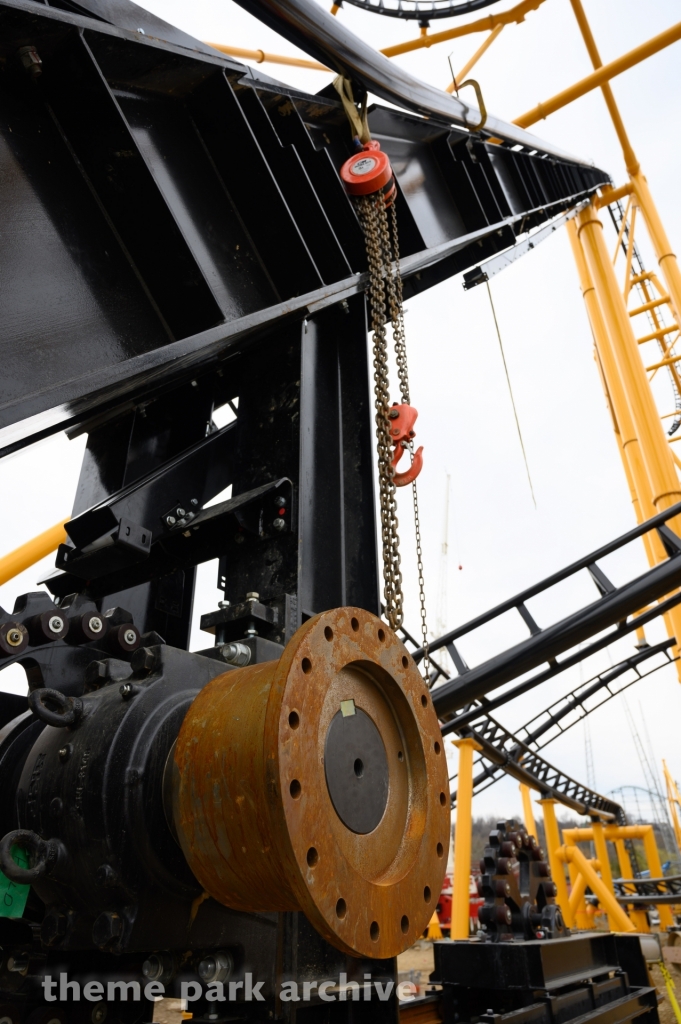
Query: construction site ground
xmin=151 ymin=941 xmax=676 ymax=1022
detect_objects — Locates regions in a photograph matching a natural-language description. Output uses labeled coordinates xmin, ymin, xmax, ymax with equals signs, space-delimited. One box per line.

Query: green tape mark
xmin=0 ymin=845 xmax=30 ymax=918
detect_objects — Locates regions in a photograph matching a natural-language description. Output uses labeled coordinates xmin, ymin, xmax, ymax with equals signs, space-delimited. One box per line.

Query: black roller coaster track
xmin=398 ymin=500 xmax=681 ymax=821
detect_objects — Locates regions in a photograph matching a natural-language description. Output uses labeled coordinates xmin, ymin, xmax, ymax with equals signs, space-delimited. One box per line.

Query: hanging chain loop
xmin=357 ymin=194 xmax=430 ymax=680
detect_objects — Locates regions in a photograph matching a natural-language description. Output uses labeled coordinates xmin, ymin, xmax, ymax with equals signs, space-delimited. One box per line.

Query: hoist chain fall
xmin=356 ymin=191 xmax=430 ymax=679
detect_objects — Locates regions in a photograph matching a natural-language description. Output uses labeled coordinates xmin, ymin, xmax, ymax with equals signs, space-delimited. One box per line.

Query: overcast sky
xmin=2 ymin=0 xmax=681 ymax=826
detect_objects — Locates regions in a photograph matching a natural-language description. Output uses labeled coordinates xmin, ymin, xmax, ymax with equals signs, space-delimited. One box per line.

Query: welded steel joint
xmin=173 ymin=606 xmax=450 ymax=958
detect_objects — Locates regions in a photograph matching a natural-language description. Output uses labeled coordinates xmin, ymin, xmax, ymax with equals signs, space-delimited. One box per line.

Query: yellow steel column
xmin=590 ymin=817 xmax=621 ymax=931
xmin=631 ymin=172 xmax=681 ymax=324
xmin=567 ymin=218 xmax=681 ymax=668
xmin=538 ymin=799 xmax=573 ymax=927
xmin=451 ymin=738 xmax=482 ymax=939
xmin=568 ymin=0 xmax=681 ymax=325
xmin=615 ymin=839 xmax=650 ymax=932
xmin=519 ymin=783 xmax=537 ymax=837
xmin=642 ymin=826 xmax=675 ymax=928
xmin=576 ymin=203 xmax=681 ymax=516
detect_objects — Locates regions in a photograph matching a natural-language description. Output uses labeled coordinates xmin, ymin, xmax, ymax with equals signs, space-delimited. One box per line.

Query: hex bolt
xmin=91 ymin=1004 xmax=107 ymax=1024
xmin=8 ymin=955 xmax=29 ymax=974
xmin=123 ymin=629 xmax=137 ymax=647
xmin=48 ymin=616 xmax=64 ymax=634
xmin=218 ymin=600 xmax=230 ymax=610
xmin=88 ymin=617 xmax=103 ymax=634
xmin=220 ymin=642 xmax=251 ymax=667
xmin=273 ymin=518 xmax=286 ymax=531
xmin=120 ymin=683 xmax=134 ymax=700
xmin=130 ymin=647 xmax=158 ymax=674
xmin=92 ymin=911 xmax=123 ymax=949
xmin=5 ymin=628 xmax=23 ymax=647
xmin=58 ymin=744 xmax=72 ymax=763
xmin=41 ymin=910 xmax=68 ymax=946
xmin=177 ymin=508 xmax=186 ymax=516
xmin=245 ymin=592 xmax=259 ymax=602
xmin=190 ymin=498 xmax=199 ymax=506
xmin=166 ymin=516 xmax=176 ymax=526
xmin=198 ymin=951 xmax=233 ymax=984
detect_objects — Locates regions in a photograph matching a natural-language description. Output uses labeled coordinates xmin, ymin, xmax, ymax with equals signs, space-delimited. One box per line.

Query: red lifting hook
xmin=388 ymin=403 xmax=424 ymax=487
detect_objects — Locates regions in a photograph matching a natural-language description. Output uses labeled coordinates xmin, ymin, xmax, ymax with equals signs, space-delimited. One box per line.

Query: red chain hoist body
xmin=339 ymin=140 xmax=397 ymax=205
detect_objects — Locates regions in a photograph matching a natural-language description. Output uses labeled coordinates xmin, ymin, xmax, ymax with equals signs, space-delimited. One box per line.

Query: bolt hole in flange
xmin=172 ymin=606 xmax=451 ymax=960
xmin=421 ymin=694 xmax=428 ymax=707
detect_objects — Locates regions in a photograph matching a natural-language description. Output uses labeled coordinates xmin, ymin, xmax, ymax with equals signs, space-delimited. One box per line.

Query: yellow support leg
xmin=451 ymin=738 xmax=482 ymax=940
xmin=642 ymin=826 xmax=675 ymax=928
xmin=615 ymin=839 xmax=649 ymax=932
xmin=538 ymin=799 xmax=573 ymax=928
xmin=561 ymin=846 xmax=637 ymax=933
xmin=0 ymin=520 xmax=69 ymax=587
xmin=519 ymin=783 xmax=537 ymax=838
xmin=591 ymin=817 xmax=621 ymax=931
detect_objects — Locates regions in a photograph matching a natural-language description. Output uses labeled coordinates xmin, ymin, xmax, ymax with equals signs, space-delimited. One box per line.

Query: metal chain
xmin=357 ymin=193 xmax=430 ymax=679
xmin=358 ymin=194 xmax=403 ymax=632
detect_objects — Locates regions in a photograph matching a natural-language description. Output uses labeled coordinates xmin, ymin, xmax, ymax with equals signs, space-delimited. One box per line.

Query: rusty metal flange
xmin=172 ymin=606 xmax=450 ymax=958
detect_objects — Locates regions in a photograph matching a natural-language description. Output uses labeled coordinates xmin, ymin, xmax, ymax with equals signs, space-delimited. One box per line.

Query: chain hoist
xmin=338 ymin=112 xmax=430 ymax=679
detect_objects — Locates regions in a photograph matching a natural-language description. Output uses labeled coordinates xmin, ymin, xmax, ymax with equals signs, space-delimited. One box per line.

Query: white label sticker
xmin=351 ymin=157 xmax=377 ymax=176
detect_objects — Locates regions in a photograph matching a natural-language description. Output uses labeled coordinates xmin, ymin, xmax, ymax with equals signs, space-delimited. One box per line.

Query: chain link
xmin=358 ymin=194 xmax=403 ymax=632
xmin=357 ymin=193 xmax=430 ymax=679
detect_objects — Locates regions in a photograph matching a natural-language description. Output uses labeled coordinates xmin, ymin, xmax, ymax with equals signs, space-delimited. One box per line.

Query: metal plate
xmin=324 ymin=706 xmax=389 ymax=834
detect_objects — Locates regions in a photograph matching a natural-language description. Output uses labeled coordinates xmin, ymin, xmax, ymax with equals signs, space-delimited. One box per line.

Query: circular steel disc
xmin=324 ymin=707 xmax=389 ymax=834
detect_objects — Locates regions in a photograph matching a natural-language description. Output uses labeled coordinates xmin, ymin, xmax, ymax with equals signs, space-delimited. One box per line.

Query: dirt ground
xmin=153 ymin=998 xmax=184 ymax=1024
xmin=397 ymin=940 xmax=436 ymax=994
xmin=153 ymin=946 xmax=676 ymax=1018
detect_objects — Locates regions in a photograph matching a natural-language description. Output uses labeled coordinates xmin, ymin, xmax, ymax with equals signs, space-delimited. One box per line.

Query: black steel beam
xmin=233 ymin=0 xmax=594 ymax=163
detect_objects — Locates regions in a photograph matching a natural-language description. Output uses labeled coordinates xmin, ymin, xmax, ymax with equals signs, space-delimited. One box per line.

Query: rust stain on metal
xmin=173 ymin=606 xmax=450 ymax=959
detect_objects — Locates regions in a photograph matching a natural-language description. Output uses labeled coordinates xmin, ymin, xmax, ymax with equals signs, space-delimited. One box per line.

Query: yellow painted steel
xmin=663 ymin=760 xmax=681 ymax=851
xmin=205 ymin=43 xmax=328 ymax=71
xmin=513 ymin=20 xmax=681 ymax=130
xmin=451 ymin=738 xmax=482 ymax=939
xmin=446 ymin=25 xmax=504 ymax=93
xmin=571 ymin=206 xmax=681 ymax=670
xmin=519 ymin=783 xmax=537 ymax=837
xmin=380 ymin=0 xmax=546 ymax=58
xmin=590 ymin=817 xmax=619 ymax=931
xmin=0 ymin=520 xmax=68 ymax=587
xmin=567 ymin=219 xmax=681 ymax=665
xmin=564 ymin=823 xmax=674 ymax=928
xmin=614 ymin=840 xmax=649 ymax=932
xmin=565 ymin=0 xmax=681 ymax=327
xmin=538 ymin=799 xmax=573 ymax=928
xmin=568 ymin=868 xmax=588 ymax=924
xmin=558 ymin=846 xmax=637 ymax=933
